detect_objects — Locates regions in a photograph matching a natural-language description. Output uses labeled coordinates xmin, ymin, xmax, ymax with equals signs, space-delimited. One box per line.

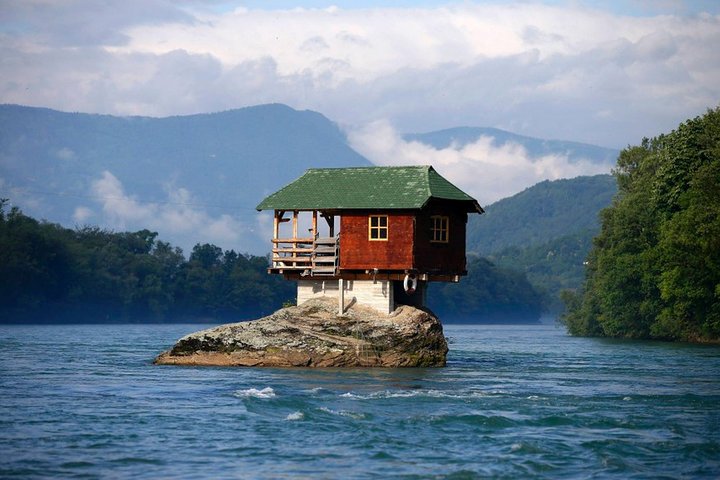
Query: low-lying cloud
xmin=347 ymin=121 xmax=613 ymax=205
xmin=90 ymin=171 xmax=250 ymax=253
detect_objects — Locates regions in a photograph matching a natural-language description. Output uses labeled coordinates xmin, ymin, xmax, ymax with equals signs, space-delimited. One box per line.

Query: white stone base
xmin=297 ymin=279 xmax=394 ymax=314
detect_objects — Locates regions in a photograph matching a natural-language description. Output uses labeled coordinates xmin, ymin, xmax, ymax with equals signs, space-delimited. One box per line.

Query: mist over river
xmin=1 ymin=321 xmax=718 ymax=478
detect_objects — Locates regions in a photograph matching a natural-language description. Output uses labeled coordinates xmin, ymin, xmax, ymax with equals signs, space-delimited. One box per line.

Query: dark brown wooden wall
xmin=413 ymin=204 xmax=468 ymax=275
xmin=339 ymin=211 xmax=415 ymax=270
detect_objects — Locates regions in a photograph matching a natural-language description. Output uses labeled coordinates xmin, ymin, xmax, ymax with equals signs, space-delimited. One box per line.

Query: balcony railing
xmin=271 ymin=234 xmax=339 ymax=276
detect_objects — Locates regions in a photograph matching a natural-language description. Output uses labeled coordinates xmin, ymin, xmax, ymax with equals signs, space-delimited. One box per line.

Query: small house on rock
xmin=256 ymin=166 xmax=483 ymax=314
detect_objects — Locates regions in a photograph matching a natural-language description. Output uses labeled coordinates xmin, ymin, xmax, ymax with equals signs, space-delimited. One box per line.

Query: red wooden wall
xmin=339 ymin=211 xmax=415 ymax=270
xmin=338 ymin=202 xmax=468 ymax=276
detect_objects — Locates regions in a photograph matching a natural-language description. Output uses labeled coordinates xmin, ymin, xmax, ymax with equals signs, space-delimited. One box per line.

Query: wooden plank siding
xmin=338 ymin=204 xmax=467 ymax=276
xmin=413 ymin=205 xmax=468 ymax=275
xmin=339 ymin=211 xmax=415 ymax=271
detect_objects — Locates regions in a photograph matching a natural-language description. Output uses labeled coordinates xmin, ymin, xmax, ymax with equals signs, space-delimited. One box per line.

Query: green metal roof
xmin=256 ymin=165 xmax=483 ymax=213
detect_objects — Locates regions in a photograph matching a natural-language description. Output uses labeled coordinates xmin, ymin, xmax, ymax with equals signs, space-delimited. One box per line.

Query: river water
xmin=0 ymin=322 xmax=718 ymax=479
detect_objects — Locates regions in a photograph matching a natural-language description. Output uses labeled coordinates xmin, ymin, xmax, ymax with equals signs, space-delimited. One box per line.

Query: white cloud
xmin=347 ymin=120 xmax=612 ymax=205
xmin=1 ymin=3 xmax=719 ymax=147
xmin=72 ymin=206 xmax=94 ymax=223
xmin=90 ymin=171 xmax=251 ymax=252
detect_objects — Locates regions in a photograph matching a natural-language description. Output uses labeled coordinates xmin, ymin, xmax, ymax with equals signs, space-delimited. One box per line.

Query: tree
xmin=562 ymin=107 xmax=720 ymax=342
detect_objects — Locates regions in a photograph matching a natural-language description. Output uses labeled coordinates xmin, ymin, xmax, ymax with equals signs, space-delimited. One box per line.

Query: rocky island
xmin=155 ymin=298 xmax=448 ymax=367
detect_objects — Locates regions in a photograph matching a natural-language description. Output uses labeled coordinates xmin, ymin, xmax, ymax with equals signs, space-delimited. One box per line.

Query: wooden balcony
xmin=270 ymin=235 xmax=339 ymax=276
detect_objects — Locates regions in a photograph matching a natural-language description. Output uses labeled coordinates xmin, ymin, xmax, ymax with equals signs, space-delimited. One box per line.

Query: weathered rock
xmin=154 ymin=298 xmax=448 ymax=367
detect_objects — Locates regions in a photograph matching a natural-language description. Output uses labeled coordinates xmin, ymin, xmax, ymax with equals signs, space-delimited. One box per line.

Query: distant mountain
xmin=405 ymin=127 xmax=619 ymax=165
xmin=0 ymin=104 xmax=371 ymax=253
xmin=1 ymin=104 xmax=618 ymax=264
xmin=466 ymin=174 xmax=618 ymax=311
xmin=467 ymin=174 xmax=617 ymax=256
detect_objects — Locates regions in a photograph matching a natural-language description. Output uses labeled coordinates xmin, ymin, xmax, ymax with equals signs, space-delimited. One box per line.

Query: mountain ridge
xmin=467 ymin=174 xmax=617 ymax=256
xmin=2 ymin=103 xmax=617 ymax=259
xmin=0 ymin=103 xmax=371 ymax=253
xmin=405 ymin=126 xmax=620 ymax=164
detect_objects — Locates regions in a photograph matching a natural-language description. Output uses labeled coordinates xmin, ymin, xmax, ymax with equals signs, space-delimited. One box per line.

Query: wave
xmin=233 ymin=387 xmax=276 ymax=399
xmin=339 ymin=389 xmax=495 ymax=400
xmin=285 ymin=411 xmax=304 ymax=421
xmin=318 ymin=406 xmax=366 ymax=419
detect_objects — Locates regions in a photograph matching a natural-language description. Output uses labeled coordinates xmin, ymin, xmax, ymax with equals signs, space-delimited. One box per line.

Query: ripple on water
xmin=1 ymin=323 xmax=719 ymax=479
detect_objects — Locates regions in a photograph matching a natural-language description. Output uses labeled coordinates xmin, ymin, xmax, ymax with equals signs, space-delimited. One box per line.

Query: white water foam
xmin=340 ymin=389 xmax=491 ymax=400
xmin=318 ymin=407 xmax=366 ymax=419
xmin=306 ymin=387 xmax=329 ymax=395
xmin=285 ymin=411 xmax=304 ymax=421
xmin=233 ymin=387 xmax=276 ymax=399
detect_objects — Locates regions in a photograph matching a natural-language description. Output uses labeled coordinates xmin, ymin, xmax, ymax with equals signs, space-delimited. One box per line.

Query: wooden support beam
xmin=271 ymin=237 xmax=314 ymax=244
xmin=323 ymin=214 xmax=335 ymax=237
xmin=275 ymin=271 xmax=465 ymax=282
xmin=292 ymin=210 xmax=298 ymax=239
xmin=338 ymin=278 xmax=344 ymax=315
xmin=312 ymin=210 xmax=318 ymax=238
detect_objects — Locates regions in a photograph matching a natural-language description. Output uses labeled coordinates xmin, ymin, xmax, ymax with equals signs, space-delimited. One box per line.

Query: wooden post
xmin=338 ymin=278 xmax=344 ymax=315
xmin=273 ymin=211 xmax=281 ymax=240
xmin=292 ymin=210 xmax=298 ymax=239
xmin=328 ymin=215 xmax=335 ymax=237
xmin=273 ymin=211 xmax=281 ymax=269
xmin=312 ymin=210 xmax=317 ymax=238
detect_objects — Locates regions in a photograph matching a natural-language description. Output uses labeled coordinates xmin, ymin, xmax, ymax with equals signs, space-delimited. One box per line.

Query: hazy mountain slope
xmin=405 ymin=127 xmax=619 ymax=165
xmin=467 ymin=174 xmax=617 ymax=256
xmin=488 ymin=229 xmax=597 ymax=312
xmin=0 ymin=104 xmax=371 ymax=253
xmin=1 ymin=104 xmax=619 ymax=260
xmin=464 ymin=174 xmax=618 ymax=311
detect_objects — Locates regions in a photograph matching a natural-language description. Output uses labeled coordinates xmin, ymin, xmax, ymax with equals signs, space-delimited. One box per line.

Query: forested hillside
xmin=467 ymin=174 xmax=617 ymax=256
xmin=0 ymin=201 xmax=544 ymax=323
xmin=428 ymin=256 xmax=544 ymax=322
xmin=466 ymin=175 xmax=617 ymax=310
xmin=489 ymin=230 xmax=595 ymax=311
xmin=562 ymin=107 xmax=720 ymax=342
xmin=0 ymin=200 xmax=295 ymax=322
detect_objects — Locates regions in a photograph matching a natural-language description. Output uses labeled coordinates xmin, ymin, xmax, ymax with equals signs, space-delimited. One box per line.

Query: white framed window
xmin=369 ymin=215 xmax=388 ymax=241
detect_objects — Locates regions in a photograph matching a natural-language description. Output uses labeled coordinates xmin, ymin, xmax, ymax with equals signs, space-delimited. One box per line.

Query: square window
xmin=369 ymin=215 xmax=388 ymax=241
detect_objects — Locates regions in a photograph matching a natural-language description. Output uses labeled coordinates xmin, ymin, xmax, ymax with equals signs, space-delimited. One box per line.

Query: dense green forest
xmin=0 ymin=200 xmax=543 ymax=323
xmin=489 ymin=229 xmax=595 ymax=311
xmin=0 ymin=200 xmax=295 ymax=322
xmin=562 ymin=107 xmax=720 ymax=342
xmin=428 ymin=256 xmax=544 ymax=322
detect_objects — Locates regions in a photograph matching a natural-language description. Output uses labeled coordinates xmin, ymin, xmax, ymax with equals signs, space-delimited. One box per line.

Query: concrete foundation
xmin=297 ymin=279 xmax=395 ymax=314
xmin=297 ymin=279 xmax=428 ymax=314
